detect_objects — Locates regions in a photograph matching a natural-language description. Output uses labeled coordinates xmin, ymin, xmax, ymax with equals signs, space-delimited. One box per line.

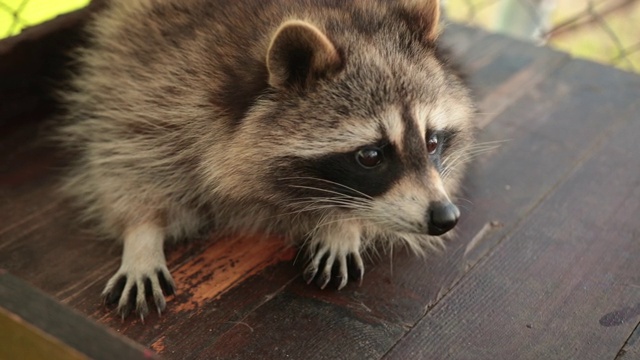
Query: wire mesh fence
xmin=443 ymin=0 xmax=640 ymax=72
xmin=1 ymin=0 xmax=639 ymax=73
xmin=0 ymin=0 xmax=89 ymax=38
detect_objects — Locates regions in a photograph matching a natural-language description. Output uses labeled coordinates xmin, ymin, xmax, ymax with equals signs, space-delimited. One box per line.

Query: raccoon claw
xmin=304 ymin=246 xmax=364 ymax=290
xmin=102 ymin=266 xmax=175 ymax=319
xmin=347 ymin=253 xmax=365 ymax=285
xmin=303 ymin=264 xmax=319 ymax=285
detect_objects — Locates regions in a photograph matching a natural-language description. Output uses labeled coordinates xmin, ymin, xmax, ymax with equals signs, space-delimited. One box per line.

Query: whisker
xmin=311 ymin=213 xmax=404 ymax=232
xmin=441 ymin=145 xmax=501 ymax=179
xmin=456 ymin=197 xmax=474 ymax=206
xmin=288 ymin=198 xmax=373 ymax=212
xmin=468 ymin=139 xmax=510 ymax=146
xmin=279 ymin=177 xmax=374 ymax=200
xmin=288 ymin=197 xmax=371 ymax=207
xmin=287 ymin=185 xmax=365 ymax=200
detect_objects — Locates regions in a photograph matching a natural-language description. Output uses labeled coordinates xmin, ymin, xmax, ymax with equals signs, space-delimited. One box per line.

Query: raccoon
xmin=58 ymin=0 xmax=475 ymax=319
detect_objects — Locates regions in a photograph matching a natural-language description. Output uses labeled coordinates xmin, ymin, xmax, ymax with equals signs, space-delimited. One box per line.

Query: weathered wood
xmin=384 ymin=59 xmax=640 ymax=360
xmin=0 ymin=308 xmax=87 ymax=360
xmin=0 ymin=271 xmax=156 ymax=360
xmin=87 ymin=237 xmax=297 ymax=347
xmin=442 ymin=24 xmax=571 ymax=131
xmin=617 ymin=325 xmax=640 ymax=359
xmin=199 ymin=291 xmax=406 ymax=360
xmin=141 ymin=262 xmax=300 ymax=355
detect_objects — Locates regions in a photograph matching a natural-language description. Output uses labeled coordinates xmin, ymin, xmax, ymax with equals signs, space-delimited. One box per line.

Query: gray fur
xmin=58 ymin=0 xmax=475 ymax=317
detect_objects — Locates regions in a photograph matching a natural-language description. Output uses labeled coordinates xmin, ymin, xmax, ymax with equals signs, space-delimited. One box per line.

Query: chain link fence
xmin=2 ymin=0 xmax=639 ymax=73
xmin=443 ymin=0 xmax=640 ymax=72
xmin=0 ymin=0 xmax=89 ymax=38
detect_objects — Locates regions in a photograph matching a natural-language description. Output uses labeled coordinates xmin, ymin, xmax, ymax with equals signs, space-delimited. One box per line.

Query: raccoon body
xmin=59 ymin=0 xmax=475 ymax=318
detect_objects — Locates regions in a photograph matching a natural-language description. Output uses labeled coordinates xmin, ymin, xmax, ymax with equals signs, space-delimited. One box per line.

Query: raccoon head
xmin=224 ymin=0 xmax=474 ymax=239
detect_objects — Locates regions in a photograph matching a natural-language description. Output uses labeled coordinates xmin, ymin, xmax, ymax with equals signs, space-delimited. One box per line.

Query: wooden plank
xmin=0 ymin=115 xmax=62 ymax=243
xmin=617 ymin=325 xmax=640 ymax=359
xmin=0 ymin=197 xmax=118 ymax=297
xmin=0 ymin=307 xmax=87 ymax=360
xmin=142 ymin=261 xmax=300 ymax=355
xmin=442 ymin=24 xmax=571 ymax=130
xmin=0 ymin=271 xmax=156 ymax=360
xmin=197 ymin=291 xmax=406 ymax=359
xmin=384 ymin=60 xmax=640 ymax=360
xmin=88 ymin=238 xmax=297 ymax=344
xmin=456 ymin=56 xmax=640 ymax=268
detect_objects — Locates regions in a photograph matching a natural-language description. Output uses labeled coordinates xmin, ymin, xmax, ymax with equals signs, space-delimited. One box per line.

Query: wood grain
xmin=0 ymin=272 xmax=156 ymax=360
xmin=617 ymin=325 xmax=640 ymax=359
xmin=384 ymin=59 xmax=640 ymax=360
xmin=198 ymin=291 xmax=406 ymax=360
xmin=0 ymin=308 xmax=87 ymax=360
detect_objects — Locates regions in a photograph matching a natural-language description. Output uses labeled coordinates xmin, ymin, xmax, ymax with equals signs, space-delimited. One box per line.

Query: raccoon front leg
xmin=303 ymin=222 xmax=364 ymax=290
xmin=102 ymin=222 xmax=175 ymax=320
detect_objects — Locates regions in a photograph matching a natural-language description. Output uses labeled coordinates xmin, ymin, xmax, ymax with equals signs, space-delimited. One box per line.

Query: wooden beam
xmin=0 ymin=271 xmax=157 ymax=360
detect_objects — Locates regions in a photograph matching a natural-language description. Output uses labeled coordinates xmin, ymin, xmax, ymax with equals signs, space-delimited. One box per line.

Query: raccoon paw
xmin=102 ymin=265 xmax=176 ymax=321
xmin=303 ymin=246 xmax=364 ymax=290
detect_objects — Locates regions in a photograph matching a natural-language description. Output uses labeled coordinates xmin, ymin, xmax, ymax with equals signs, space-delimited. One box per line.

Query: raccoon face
xmin=253 ymin=13 xmax=474 ymax=237
xmin=272 ymin=102 xmax=471 ymax=236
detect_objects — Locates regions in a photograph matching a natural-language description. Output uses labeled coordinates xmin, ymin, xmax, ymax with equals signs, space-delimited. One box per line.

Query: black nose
xmin=427 ymin=201 xmax=460 ymax=236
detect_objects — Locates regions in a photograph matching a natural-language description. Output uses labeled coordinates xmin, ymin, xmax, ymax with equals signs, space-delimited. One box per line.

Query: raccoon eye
xmin=355 ymin=147 xmax=383 ymax=168
xmin=427 ymin=133 xmax=439 ymax=155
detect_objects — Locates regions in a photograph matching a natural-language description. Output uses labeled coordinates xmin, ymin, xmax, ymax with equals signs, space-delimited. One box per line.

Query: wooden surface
xmin=0 ymin=271 xmax=156 ymax=360
xmin=1 ymin=21 xmax=640 ymax=359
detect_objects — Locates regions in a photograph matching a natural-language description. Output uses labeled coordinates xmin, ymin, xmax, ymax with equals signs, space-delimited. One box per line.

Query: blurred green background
xmin=0 ymin=0 xmax=89 ymax=38
xmin=0 ymin=0 xmax=638 ymax=72
xmin=445 ymin=0 xmax=640 ymax=73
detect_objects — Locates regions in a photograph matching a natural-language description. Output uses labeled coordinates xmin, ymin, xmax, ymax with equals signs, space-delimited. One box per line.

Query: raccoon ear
xmin=399 ymin=0 xmax=441 ymax=42
xmin=267 ymin=20 xmax=342 ymax=89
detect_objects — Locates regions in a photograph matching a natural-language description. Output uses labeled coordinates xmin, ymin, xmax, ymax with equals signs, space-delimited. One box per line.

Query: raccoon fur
xmin=58 ymin=0 xmax=475 ymax=318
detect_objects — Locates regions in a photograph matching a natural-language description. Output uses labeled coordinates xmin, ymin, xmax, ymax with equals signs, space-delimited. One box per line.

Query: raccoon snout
xmin=426 ymin=201 xmax=460 ymax=236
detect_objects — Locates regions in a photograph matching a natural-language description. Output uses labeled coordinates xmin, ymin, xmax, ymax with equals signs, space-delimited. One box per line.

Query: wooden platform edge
xmin=617 ymin=323 xmax=640 ymax=359
xmin=0 ymin=270 xmax=157 ymax=360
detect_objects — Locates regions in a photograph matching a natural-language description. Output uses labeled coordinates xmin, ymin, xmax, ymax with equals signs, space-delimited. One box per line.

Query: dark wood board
xmin=199 ymin=291 xmax=406 ymax=360
xmin=384 ymin=59 xmax=640 ymax=360
xmin=618 ymin=325 xmax=640 ymax=359
xmin=0 ymin=271 xmax=156 ymax=360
